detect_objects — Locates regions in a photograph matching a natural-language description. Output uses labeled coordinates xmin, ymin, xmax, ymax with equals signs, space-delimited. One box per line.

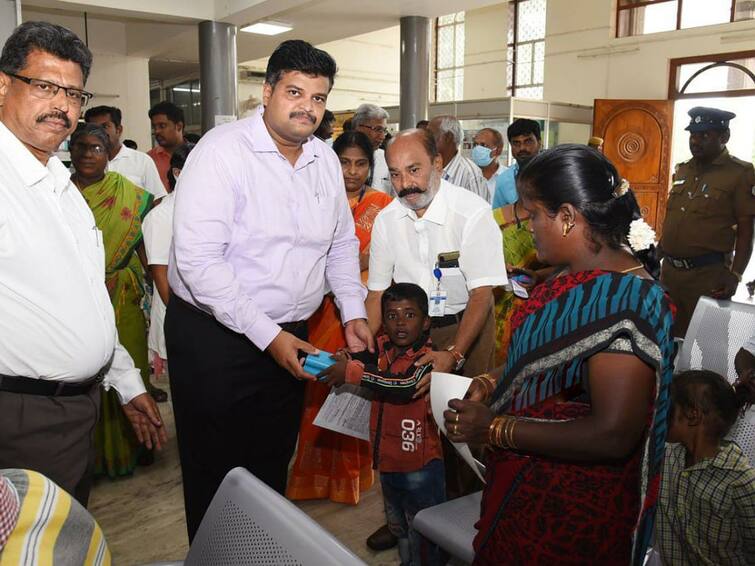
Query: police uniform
xmin=660 ymin=107 xmax=755 ymax=336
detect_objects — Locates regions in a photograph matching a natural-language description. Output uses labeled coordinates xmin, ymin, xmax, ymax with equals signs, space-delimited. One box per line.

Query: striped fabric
xmin=656 ymin=442 xmax=755 ymax=565
xmin=442 ymin=152 xmax=490 ymax=203
xmin=490 ymin=271 xmax=676 ymax=566
xmin=0 ymin=470 xmax=111 ymax=566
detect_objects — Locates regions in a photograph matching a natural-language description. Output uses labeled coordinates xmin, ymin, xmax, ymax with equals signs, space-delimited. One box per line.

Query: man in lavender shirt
xmin=165 ymin=40 xmax=373 ymax=540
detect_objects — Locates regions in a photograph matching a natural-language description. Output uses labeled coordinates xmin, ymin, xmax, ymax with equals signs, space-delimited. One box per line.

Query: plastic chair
xmin=412 ymin=491 xmax=482 ymax=564
xmin=143 ymin=467 xmax=366 ymax=566
xmin=675 ymin=296 xmax=755 ymax=465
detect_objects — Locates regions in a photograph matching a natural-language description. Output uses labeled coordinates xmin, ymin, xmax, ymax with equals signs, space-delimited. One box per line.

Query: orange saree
xmin=287 ymin=188 xmax=392 ymax=504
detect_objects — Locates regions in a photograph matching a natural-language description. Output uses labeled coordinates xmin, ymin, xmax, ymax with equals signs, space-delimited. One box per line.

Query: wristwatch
xmin=446 ymin=345 xmax=466 ymax=372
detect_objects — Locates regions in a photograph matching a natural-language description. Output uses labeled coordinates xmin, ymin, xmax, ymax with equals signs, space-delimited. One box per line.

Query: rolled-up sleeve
xmin=172 ymin=144 xmax=281 ymax=350
xmin=367 ymin=211 xmax=395 ymax=292
xmin=327 ymin=186 xmax=367 ymax=324
xmin=460 ymin=208 xmax=508 ymax=290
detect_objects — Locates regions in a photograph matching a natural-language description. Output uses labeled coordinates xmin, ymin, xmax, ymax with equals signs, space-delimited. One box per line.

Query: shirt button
xmin=681 ymin=207 xmax=686 ymax=212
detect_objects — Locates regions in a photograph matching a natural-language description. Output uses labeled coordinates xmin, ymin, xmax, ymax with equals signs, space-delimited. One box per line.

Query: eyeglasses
xmin=358 ymin=124 xmax=388 ymax=135
xmin=6 ymin=73 xmax=93 ymax=107
xmin=70 ymin=142 xmax=107 ymax=155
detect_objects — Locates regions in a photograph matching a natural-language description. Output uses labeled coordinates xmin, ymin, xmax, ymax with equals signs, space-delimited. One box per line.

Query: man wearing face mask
xmin=471 ymin=127 xmax=505 ymax=204
xmin=366 ymin=129 xmax=506 ymax=520
xmin=492 ymin=118 xmax=543 ymax=209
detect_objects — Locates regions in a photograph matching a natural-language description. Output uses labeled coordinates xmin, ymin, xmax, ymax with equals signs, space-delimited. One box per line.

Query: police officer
xmin=660 ymin=107 xmax=755 ymax=336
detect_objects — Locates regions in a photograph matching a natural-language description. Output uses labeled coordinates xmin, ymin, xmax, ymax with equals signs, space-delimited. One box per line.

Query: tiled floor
xmin=88 ymin=373 xmax=399 ymax=565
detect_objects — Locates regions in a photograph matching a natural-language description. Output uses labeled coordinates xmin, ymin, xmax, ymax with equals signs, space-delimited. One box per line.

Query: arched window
xmin=669 ymin=51 xmax=755 ymax=99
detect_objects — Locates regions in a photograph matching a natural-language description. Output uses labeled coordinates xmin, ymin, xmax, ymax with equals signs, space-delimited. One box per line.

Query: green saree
xmin=80 ymin=171 xmax=153 ymax=478
xmin=492 ymin=203 xmax=538 ymax=367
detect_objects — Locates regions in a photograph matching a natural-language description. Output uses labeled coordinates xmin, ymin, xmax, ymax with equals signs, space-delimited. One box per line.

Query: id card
xmin=429 ymin=289 xmax=447 ymax=317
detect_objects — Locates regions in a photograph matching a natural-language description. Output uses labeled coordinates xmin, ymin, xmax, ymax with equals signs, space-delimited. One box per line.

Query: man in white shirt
xmin=428 ymin=115 xmax=490 ymax=202
xmin=367 ymin=128 xmax=506 ymax=377
xmin=84 ymin=105 xmax=167 ymax=199
xmin=472 ymin=127 xmax=505 ymax=203
xmin=0 ymin=21 xmax=165 ymax=506
xmin=352 ymin=103 xmax=394 ymax=195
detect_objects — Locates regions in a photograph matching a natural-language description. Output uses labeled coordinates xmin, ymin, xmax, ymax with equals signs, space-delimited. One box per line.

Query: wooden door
xmin=592 ymin=99 xmax=674 ymax=237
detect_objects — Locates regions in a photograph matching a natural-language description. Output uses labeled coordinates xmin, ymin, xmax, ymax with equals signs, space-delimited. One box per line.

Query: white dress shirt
xmin=443 ymin=151 xmax=490 ymax=203
xmin=143 ymin=192 xmax=175 ymax=359
xmin=372 ymin=148 xmax=395 ymax=196
xmin=0 ymin=120 xmax=146 ymax=404
xmin=368 ymin=179 xmax=507 ymax=315
xmin=109 ymin=144 xmax=167 ymax=199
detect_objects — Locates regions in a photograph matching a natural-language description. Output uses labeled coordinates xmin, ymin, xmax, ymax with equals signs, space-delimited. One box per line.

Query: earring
xmin=562 ymin=222 xmax=574 ymax=237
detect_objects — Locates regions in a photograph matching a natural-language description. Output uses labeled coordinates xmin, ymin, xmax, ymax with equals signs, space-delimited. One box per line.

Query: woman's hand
xmin=464 ymin=379 xmax=490 ymax=403
xmin=506 ymin=264 xmax=539 ymax=291
xmin=443 ymin=398 xmax=495 ymax=446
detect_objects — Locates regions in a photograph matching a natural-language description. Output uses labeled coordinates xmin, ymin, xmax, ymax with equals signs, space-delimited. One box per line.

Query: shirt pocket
xmin=688 ymin=186 xmax=727 ymax=216
xmin=89 ymin=227 xmax=106 ymax=277
xmin=440 ymin=267 xmax=470 ymax=304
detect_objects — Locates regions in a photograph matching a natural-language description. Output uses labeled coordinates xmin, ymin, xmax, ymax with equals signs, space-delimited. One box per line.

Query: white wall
xmin=544 ymin=0 xmax=755 ymax=105
xmin=22 ymin=8 xmax=153 ymax=150
xmin=463 ymin=3 xmax=508 ymax=100
xmin=240 ymin=26 xmax=401 ymax=112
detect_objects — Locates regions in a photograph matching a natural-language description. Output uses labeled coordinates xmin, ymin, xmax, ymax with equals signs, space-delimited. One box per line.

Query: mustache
xmin=290 ymin=111 xmax=316 ymax=124
xmin=398 ymin=187 xmax=424 ymax=198
xmin=36 ymin=112 xmax=71 ymax=128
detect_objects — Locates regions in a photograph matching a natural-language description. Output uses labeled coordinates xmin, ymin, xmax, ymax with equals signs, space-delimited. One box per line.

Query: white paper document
xmin=430 ymin=372 xmax=487 ymax=483
xmin=313 ymin=384 xmax=372 ymax=441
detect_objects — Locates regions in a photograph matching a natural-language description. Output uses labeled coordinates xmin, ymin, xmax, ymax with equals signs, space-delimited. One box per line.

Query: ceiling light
xmin=240 ymin=22 xmax=293 ymax=36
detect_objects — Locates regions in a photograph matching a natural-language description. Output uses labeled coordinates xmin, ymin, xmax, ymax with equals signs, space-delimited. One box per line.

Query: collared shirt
xmin=0 ymin=120 xmax=145 ymax=403
xmin=656 ymin=441 xmax=755 ymax=566
xmin=442 ymin=151 xmax=490 ymax=203
xmin=109 ymin=144 xmax=167 ymax=199
xmin=143 ymin=192 xmax=175 ymax=359
xmin=169 ymin=107 xmax=366 ymax=350
xmin=661 ymin=148 xmax=755 ymax=258
xmin=368 ymin=179 xmax=507 ymax=315
xmin=372 ymin=148 xmax=395 ymax=196
xmin=147 ymin=144 xmax=172 ymax=192
xmin=484 ymin=162 xmax=504 ymax=204
xmin=492 ymin=162 xmax=519 ymax=209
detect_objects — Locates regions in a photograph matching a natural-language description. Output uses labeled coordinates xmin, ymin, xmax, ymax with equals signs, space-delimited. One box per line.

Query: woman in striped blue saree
xmin=444 ymin=145 xmax=674 ymax=566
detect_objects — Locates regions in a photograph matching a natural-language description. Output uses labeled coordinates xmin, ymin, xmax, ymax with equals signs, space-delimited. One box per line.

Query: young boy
xmin=655 ymin=369 xmax=755 ymax=565
xmin=321 ymin=283 xmax=445 ymax=566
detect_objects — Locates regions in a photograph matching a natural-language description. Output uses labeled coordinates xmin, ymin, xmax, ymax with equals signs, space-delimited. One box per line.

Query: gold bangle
xmin=489 ymin=416 xmax=506 ymax=448
xmin=508 ymin=419 xmax=518 ymax=450
xmin=504 ymin=417 xmax=515 ymax=449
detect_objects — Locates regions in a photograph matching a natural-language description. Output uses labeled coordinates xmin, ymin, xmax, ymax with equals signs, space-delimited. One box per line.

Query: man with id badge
xmin=365 ymin=129 xmax=506 ymax=514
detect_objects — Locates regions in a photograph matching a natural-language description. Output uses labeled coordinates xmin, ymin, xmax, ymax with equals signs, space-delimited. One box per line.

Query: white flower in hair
xmin=613 ymin=178 xmax=631 ymax=198
xmin=627 ymin=218 xmax=656 ymax=252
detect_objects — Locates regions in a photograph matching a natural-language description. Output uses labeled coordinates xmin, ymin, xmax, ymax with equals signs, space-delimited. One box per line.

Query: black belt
xmin=665 ymin=252 xmax=726 ymax=270
xmin=430 ymin=309 xmax=465 ymax=329
xmin=0 ymin=371 xmax=104 ymax=397
xmin=173 ymin=294 xmax=306 ymax=334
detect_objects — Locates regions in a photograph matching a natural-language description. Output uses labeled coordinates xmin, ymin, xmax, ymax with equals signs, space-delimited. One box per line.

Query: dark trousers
xmin=165 ymin=295 xmax=307 ymax=541
xmin=0 ymin=384 xmax=100 ymax=506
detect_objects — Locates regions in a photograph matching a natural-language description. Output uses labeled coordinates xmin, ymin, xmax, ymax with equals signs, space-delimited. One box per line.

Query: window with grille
xmin=433 ymin=11 xmax=465 ymax=102
xmin=507 ymin=0 xmax=547 ymax=99
xmin=616 ymin=0 xmax=755 ymax=38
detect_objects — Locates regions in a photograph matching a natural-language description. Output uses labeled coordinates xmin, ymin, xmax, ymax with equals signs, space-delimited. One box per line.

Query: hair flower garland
xmin=628 ymin=218 xmax=656 ymax=252
xmin=613 ymin=178 xmax=631 ymax=198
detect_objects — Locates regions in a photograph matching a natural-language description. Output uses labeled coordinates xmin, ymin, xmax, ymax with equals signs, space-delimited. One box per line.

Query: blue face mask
xmin=471 ymin=144 xmax=494 ymax=167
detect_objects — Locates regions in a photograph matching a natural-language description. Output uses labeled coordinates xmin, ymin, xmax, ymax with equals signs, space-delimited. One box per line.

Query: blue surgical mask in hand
xmin=471 ymin=145 xmax=494 ymax=167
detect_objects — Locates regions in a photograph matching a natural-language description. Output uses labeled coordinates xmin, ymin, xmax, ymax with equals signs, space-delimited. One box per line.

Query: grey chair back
xmin=184 ymin=467 xmax=366 ymax=566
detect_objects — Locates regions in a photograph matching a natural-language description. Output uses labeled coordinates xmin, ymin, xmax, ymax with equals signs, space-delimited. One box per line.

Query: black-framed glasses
xmin=6 ymin=72 xmax=93 ymax=107
xmin=358 ymin=123 xmax=388 ymax=135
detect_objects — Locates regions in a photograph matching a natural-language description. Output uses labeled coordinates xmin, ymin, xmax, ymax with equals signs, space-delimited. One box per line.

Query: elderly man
xmin=427 ymin=115 xmax=489 ymax=202
xmin=493 ymin=118 xmax=542 ymax=209
xmin=471 ymin=127 xmax=505 ymax=204
xmin=167 ymin=39 xmax=372 ymax=540
xmin=0 ymin=21 xmax=165 ymax=506
xmin=660 ymin=107 xmax=755 ymax=336
xmin=352 ymin=103 xmax=394 ymax=194
xmin=84 ymin=105 xmax=166 ymax=199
